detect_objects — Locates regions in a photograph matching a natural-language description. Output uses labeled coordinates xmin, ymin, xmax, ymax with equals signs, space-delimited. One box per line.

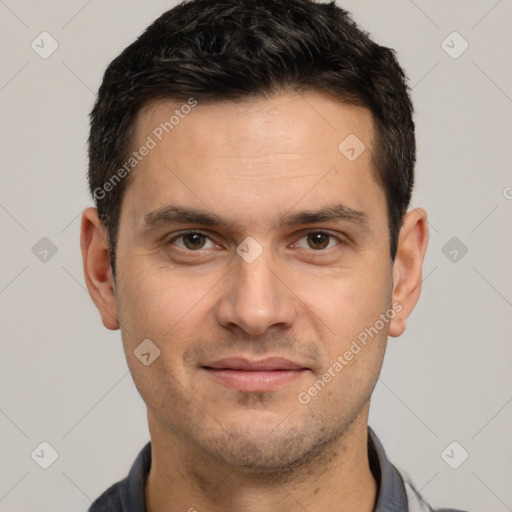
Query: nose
xmin=215 ymin=250 xmax=297 ymax=336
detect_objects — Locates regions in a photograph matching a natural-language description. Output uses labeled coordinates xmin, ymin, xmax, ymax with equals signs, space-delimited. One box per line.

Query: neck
xmin=145 ymin=406 xmax=377 ymax=512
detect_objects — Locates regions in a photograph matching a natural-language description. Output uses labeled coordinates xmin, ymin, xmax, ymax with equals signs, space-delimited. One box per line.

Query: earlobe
xmin=388 ymin=208 xmax=429 ymax=338
xmin=80 ymin=207 xmax=120 ymax=330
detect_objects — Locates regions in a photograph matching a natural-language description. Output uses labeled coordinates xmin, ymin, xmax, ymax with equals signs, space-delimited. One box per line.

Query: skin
xmin=81 ymin=91 xmax=428 ymax=512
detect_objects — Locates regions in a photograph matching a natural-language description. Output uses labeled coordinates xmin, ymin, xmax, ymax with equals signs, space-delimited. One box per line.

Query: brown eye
xmin=183 ymin=232 xmax=206 ymax=249
xmin=306 ymin=232 xmax=331 ymax=250
xmin=170 ymin=232 xmax=215 ymax=251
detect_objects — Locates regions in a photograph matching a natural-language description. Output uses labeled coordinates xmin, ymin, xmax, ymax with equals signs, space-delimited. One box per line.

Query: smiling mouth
xmin=201 ymin=357 xmax=309 ymax=392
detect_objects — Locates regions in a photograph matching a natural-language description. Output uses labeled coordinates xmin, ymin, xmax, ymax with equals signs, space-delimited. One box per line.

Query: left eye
xmin=171 ymin=232 xmax=216 ymax=251
xmin=295 ymin=232 xmax=339 ymax=251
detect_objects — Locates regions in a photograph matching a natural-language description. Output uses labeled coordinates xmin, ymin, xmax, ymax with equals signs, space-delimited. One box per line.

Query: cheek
xmin=116 ymin=265 xmax=219 ymax=348
xmin=116 ymin=276 xmax=166 ymax=341
xmin=117 ymin=272 xmax=203 ymax=401
xmin=302 ymin=263 xmax=392 ymax=346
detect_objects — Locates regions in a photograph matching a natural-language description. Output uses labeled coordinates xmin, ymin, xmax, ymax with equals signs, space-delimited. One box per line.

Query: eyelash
xmin=166 ymin=230 xmax=343 ymax=252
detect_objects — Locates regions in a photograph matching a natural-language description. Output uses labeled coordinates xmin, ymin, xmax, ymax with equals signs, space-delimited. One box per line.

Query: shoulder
xmin=434 ymin=509 xmax=471 ymax=512
xmin=88 ymin=442 xmax=152 ymax=512
xmin=401 ymin=471 xmax=471 ymax=512
xmin=88 ymin=483 xmax=123 ymax=511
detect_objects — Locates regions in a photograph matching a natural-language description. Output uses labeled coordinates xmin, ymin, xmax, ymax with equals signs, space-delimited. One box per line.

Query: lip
xmin=202 ymin=357 xmax=309 ymax=392
xmin=204 ymin=357 xmax=305 ymax=371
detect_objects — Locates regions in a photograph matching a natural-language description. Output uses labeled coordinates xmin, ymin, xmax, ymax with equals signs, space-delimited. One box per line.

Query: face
xmin=82 ymin=91 xmax=427 ymax=473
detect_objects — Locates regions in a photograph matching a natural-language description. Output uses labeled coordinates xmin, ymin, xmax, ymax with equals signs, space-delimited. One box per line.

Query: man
xmin=80 ymin=0 xmax=466 ymax=511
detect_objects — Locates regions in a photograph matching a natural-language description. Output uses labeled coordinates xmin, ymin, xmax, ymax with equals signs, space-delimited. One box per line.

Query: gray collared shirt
xmin=88 ymin=427 xmax=468 ymax=512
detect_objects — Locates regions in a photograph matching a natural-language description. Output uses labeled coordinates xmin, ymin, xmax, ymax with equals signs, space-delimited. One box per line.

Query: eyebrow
xmin=140 ymin=203 xmax=369 ymax=232
xmin=278 ymin=204 xmax=368 ymax=230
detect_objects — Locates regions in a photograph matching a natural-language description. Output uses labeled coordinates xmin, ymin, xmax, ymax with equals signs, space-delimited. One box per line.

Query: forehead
xmin=134 ymin=92 xmax=374 ymax=162
xmin=121 ymin=91 xmax=384 ymax=231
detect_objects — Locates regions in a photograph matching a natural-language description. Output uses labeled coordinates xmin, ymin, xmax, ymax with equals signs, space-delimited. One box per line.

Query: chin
xmin=195 ymin=419 xmax=340 ymax=478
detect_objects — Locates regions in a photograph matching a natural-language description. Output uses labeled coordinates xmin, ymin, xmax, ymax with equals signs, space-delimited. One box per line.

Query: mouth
xmin=201 ymin=357 xmax=309 ymax=392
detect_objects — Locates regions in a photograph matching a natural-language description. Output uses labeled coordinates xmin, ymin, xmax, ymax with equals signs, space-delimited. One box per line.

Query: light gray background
xmin=1 ymin=1 xmax=511 ymax=511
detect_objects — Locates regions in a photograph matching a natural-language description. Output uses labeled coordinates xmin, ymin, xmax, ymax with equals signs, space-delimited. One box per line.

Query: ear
xmin=80 ymin=207 xmax=119 ymax=330
xmin=388 ymin=208 xmax=429 ymax=338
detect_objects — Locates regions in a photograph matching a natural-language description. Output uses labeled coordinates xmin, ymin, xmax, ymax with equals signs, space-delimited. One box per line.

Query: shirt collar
xmin=368 ymin=426 xmax=410 ymax=511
